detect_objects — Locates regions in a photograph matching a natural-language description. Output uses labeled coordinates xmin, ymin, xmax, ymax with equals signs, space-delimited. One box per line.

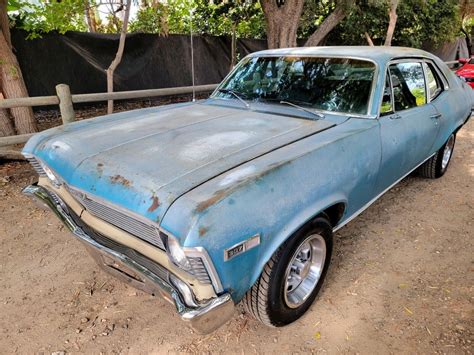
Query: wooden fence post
xmin=55 ymin=84 xmax=75 ymax=124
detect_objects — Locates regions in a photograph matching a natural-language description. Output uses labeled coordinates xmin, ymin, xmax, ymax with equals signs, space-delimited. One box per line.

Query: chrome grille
xmin=26 ymin=157 xmax=46 ymax=177
xmin=66 ymin=186 xmax=165 ymax=250
xmin=189 ymin=257 xmax=212 ymax=284
xmin=49 ymin=189 xmax=65 ymax=208
xmin=92 ymin=230 xmax=169 ymax=281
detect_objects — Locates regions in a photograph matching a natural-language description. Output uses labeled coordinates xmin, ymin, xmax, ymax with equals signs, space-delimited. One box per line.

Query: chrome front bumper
xmin=23 ymin=184 xmax=235 ymax=334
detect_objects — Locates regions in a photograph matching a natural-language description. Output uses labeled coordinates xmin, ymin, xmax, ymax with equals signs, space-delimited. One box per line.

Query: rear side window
xmin=424 ymin=62 xmax=443 ymax=101
xmin=389 ymin=62 xmax=426 ymax=111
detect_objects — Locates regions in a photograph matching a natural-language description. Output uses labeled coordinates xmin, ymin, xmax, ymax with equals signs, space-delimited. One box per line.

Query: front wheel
xmin=418 ymin=133 xmax=456 ymax=179
xmin=243 ymin=215 xmax=332 ymax=327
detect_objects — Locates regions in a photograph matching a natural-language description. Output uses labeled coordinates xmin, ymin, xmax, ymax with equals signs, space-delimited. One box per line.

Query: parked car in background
xmin=23 ymin=47 xmax=473 ymax=333
xmin=455 ymin=56 xmax=474 ymax=88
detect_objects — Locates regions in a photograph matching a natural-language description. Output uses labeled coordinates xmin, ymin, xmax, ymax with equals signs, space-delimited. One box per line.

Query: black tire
xmin=243 ymin=215 xmax=333 ymax=327
xmin=418 ymin=133 xmax=456 ymax=179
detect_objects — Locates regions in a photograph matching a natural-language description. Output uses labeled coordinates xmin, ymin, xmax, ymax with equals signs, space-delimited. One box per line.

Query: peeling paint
xmin=179 ymin=131 xmax=254 ymax=161
xmin=198 ymin=226 xmax=208 ymax=237
xmin=109 ymin=174 xmax=132 ymax=187
xmin=96 ymin=163 xmax=104 ymax=177
xmin=195 ymin=160 xmax=293 ymax=213
xmin=195 ymin=189 xmax=230 ymax=213
xmin=219 ymin=166 xmax=257 ymax=187
xmin=147 ymin=195 xmax=160 ymax=212
xmin=51 ymin=140 xmax=71 ymax=151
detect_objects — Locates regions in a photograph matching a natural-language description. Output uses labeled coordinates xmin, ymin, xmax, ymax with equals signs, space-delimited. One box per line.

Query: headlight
xmin=162 ymin=234 xmax=191 ymax=271
xmin=40 ymin=162 xmax=61 ymax=187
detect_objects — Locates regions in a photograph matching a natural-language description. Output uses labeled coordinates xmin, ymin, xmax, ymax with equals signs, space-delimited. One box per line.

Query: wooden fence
xmin=0 ymin=83 xmax=218 ymax=159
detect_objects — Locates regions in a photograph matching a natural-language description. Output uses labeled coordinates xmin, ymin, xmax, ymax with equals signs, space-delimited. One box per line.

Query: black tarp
xmin=11 ymin=30 xmax=469 ymax=97
xmin=11 ymin=30 xmax=267 ymax=97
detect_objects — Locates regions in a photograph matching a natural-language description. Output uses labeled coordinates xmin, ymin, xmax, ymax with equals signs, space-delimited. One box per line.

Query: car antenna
xmin=189 ymin=8 xmax=196 ymax=102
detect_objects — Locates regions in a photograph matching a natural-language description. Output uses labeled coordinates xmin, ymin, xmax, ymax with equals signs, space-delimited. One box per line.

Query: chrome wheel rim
xmin=441 ymin=135 xmax=454 ymax=171
xmin=283 ymin=234 xmax=326 ymax=309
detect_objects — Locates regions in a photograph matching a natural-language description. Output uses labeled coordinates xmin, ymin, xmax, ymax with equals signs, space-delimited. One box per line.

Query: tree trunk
xmin=106 ymin=0 xmax=132 ymax=114
xmin=365 ymin=32 xmax=374 ymax=46
xmin=0 ymin=27 xmax=37 ymax=134
xmin=0 ymin=93 xmax=15 ymax=137
xmin=461 ymin=27 xmax=471 ymax=56
xmin=230 ymin=23 xmax=237 ymax=69
xmin=305 ymin=4 xmax=347 ymax=47
xmin=84 ymin=0 xmax=97 ymax=33
xmin=0 ymin=0 xmax=11 ymax=48
xmin=384 ymin=0 xmax=399 ymax=46
xmin=260 ymin=0 xmax=305 ymax=49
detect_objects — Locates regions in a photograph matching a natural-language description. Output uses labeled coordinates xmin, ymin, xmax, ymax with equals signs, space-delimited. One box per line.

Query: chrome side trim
xmin=333 ymin=152 xmax=436 ymax=233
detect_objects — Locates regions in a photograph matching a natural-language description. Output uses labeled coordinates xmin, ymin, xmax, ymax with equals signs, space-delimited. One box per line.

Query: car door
xmin=375 ymin=60 xmax=440 ymax=194
xmin=423 ymin=60 xmax=462 ymax=152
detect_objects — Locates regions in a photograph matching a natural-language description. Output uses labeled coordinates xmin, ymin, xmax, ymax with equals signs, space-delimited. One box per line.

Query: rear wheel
xmin=243 ymin=215 xmax=332 ymax=327
xmin=419 ymin=133 xmax=455 ymax=179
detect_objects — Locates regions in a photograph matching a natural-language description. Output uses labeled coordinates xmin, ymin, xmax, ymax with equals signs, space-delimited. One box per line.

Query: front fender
xmin=161 ymin=119 xmax=380 ymax=302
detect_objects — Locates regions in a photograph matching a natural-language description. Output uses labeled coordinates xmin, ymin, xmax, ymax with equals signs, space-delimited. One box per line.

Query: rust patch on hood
xmin=195 ymin=189 xmax=229 ymax=213
xmin=198 ymin=226 xmax=208 ymax=237
xmin=96 ymin=163 xmax=104 ymax=177
xmin=109 ymin=174 xmax=132 ymax=187
xmin=194 ymin=160 xmax=293 ymax=213
xmin=148 ymin=195 xmax=160 ymax=212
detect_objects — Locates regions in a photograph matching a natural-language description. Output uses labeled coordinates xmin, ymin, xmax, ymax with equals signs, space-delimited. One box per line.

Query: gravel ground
xmin=0 ymin=119 xmax=472 ymax=354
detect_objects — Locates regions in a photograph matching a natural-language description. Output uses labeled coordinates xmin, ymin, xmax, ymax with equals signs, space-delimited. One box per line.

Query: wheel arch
xmin=246 ymin=197 xmax=347 ymax=298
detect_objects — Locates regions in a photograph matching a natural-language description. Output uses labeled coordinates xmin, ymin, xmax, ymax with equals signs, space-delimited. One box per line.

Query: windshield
xmin=213 ymin=56 xmax=376 ymax=115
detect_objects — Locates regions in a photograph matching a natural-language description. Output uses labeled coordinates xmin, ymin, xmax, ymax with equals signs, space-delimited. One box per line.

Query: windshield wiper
xmin=217 ymin=89 xmax=250 ymax=109
xmin=279 ymin=100 xmax=325 ymax=119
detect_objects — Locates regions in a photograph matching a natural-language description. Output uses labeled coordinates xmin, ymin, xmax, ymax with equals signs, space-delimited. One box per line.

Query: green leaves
xmin=8 ymin=0 xmax=87 ymax=38
xmin=5 ymin=0 xmax=467 ymax=48
xmin=7 ymin=0 xmax=21 ymax=12
xmin=325 ymin=0 xmax=462 ymax=47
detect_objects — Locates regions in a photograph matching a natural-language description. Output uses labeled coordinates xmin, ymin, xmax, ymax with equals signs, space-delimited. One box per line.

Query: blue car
xmin=23 ymin=47 xmax=473 ymax=333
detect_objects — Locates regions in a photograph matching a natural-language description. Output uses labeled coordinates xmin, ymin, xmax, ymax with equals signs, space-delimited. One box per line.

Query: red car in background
xmin=456 ymin=57 xmax=474 ymax=88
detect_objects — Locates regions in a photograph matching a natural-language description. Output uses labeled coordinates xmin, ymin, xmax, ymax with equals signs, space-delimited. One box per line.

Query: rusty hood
xmin=24 ymin=102 xmax=335 ymax=224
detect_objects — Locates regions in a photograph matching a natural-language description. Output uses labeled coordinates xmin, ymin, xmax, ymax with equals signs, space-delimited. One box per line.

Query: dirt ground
xmin=0 ymin=120 xmax=472 ymax=354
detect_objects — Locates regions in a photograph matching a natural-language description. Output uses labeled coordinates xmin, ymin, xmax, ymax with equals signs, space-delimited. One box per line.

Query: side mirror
xmin=458 ymin=58 xmax=468 ymax=64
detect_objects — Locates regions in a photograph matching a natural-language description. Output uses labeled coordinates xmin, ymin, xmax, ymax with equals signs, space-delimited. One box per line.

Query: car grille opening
xmin=68 ymin=208 xmax=169 ymax=282
xmin=63 ymin=185 xmax=212 ymax=285
xmin=26 ymin=157 xmax=46 ymax=177
xmin=188 ymin=257 xmax=212 ymax=284
xmin=65 ymin=185 xmax=165 ymax=250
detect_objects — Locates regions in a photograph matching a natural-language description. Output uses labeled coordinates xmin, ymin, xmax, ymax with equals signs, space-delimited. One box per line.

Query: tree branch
xmin=365 ymin=32 xmax=374 ymax=46
xmin=305 ymin=3 xmax=348 ymax=47
xmin=384 ymin=0 xmax=399 ymax=46
xmin=106 ymin=0 xmax=131 ymax=114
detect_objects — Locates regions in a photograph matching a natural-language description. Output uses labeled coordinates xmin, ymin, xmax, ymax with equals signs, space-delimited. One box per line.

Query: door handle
xmin=430 ymin=113 xmax=442 ymax=119
xmin=389 ymin=113 xmax=402 ymax=120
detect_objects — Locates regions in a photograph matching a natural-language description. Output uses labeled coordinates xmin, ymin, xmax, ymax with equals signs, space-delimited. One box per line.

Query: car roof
xmin=249 ymin=46 xmax=437 ymax=65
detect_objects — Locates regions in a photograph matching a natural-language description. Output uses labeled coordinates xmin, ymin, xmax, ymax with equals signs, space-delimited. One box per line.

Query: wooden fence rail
xmin=0 ymin=83 xmax=218 ymax=158
xmin=0 ymin=84 xmax=218 ymax=110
